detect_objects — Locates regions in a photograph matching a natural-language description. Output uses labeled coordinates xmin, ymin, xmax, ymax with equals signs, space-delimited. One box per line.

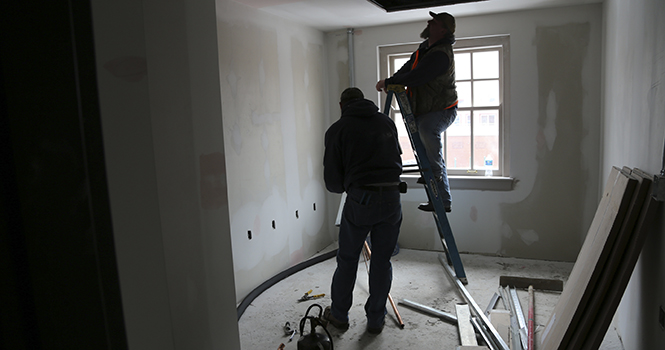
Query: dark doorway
xmin=1 ymin=1 xmax=127 ymax=349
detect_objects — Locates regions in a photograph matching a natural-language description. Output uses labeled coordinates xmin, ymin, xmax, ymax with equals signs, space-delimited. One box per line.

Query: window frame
xmin=378 ymin=35 xmax=511 ymax=181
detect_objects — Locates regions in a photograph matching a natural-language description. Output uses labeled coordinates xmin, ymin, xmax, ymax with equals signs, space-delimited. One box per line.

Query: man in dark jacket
xmin=322 ymin=87 xmax=403 ymax=334
xmin=376 ymin=11 xmax=458 ymax=213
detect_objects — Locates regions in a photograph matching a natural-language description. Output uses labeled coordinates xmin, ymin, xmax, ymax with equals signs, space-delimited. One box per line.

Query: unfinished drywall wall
xmin=92 ymin=0 xmax=240 ymax=348
xmin=328 ymin=4 xmax=602 ymax=261
xmin=602 ymin=0 xmax=665 ymax=348
xmin=216 ymin=0 xmax=331 ymax=303
xmin=501 ymin=22 xmax=591 ymax=261
xmin=323 ymin=31 xmax=352 ymax=235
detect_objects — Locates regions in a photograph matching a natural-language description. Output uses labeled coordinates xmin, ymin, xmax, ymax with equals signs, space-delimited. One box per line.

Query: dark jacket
xmin=386 ymin=35 xmax=457 ymax=116
xmin=323 ymin=98 xmax=402 ymax=193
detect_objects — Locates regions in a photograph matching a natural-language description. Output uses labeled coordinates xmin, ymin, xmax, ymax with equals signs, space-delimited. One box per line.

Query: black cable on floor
xmin=237 ymin=249 xmax=338 ymax=320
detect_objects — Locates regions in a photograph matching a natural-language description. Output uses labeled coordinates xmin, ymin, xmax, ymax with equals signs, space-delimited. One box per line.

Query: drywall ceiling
xmin=232 ymin=0 xmax=602 ymax=31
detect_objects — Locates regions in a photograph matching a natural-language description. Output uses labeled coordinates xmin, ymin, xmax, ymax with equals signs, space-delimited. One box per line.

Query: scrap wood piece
xmin=489 ymin=309 xmax=511 ymax=346
xmin=456 ymin=303 xmax=478 ymax=346
xmin=540 ymin=167 xmax=638 ymax=350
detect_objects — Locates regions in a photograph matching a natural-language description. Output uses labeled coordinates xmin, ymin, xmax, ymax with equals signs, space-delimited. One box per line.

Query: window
xmin=378 ymin=35 xmax=510 ymax=177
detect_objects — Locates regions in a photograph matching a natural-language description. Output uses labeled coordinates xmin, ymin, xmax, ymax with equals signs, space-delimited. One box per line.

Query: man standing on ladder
xmin=322 ymin=87 xmax=404 ymax=334
xmin=376 ymin=11 xmax=458 ymax=213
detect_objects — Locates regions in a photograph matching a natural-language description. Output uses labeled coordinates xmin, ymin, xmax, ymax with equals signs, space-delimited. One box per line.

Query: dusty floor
xmin=238 ymin=244 xmax=624 ymax=350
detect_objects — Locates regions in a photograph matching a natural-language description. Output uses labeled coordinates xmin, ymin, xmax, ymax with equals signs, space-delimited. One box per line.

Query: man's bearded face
xmin=420 ymin=25 xmax=429 ymax=39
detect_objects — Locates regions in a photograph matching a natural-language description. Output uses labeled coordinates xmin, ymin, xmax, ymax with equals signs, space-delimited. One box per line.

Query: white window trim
xmin=378 ymin=35 xmax=513 ymax=191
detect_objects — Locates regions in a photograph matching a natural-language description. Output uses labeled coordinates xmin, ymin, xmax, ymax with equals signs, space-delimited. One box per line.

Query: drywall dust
xmin=501 ymin=23 xmax=591 ymax=261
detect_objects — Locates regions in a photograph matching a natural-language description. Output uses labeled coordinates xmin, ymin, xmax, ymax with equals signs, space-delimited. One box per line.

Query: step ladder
xmin=383 ymin=84 xmax=467 ymax=283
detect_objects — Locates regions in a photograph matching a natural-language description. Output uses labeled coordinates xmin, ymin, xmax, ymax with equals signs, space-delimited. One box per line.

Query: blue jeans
xmin=330 ymin=187 xmax=402 ymax=328
xmin=416 ymin=108 xmax=457 ymax=206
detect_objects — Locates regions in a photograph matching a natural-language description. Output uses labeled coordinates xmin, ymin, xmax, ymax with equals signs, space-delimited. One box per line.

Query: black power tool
xmin=297 ymin=304 xmax=333 ymax=350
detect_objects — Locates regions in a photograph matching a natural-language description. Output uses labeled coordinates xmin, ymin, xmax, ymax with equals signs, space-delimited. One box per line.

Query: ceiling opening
xmin=367 ymin=0 xmax=487 ymax=12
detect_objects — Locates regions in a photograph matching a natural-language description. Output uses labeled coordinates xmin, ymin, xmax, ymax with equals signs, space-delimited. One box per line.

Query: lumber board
xmin=566 ymin=167 xmax=650 ymax=349
xmin=540 ymin=167 xmax=637 ymax=350
xmin=580 ymin=169 xmax=658 ymax=350
xmin=456 ymin=303 xmax=478 ymax=346
xmin=499 ymin=276 xmax=563 ymax=292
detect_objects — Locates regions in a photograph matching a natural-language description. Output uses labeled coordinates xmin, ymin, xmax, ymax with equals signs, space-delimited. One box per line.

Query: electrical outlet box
xmin=654 ymin=174 xmax=665 ymax=202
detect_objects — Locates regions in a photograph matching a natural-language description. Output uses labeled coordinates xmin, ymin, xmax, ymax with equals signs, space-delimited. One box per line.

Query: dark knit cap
xmin=340 ymin=87 xmax=364 ymax=106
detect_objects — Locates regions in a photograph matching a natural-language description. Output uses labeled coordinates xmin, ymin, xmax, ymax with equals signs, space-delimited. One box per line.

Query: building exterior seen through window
xmin=383 ymin=35 xmax=509 ymax=177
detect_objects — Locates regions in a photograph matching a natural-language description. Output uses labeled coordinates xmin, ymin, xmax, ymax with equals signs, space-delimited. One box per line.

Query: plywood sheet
xmin=565 ymin=167 xmax=650 ymax=349
xmin=580 ymin=169 xmax=658 ymax=350
xmin=540 ymin=167 xmax=637 ymax=350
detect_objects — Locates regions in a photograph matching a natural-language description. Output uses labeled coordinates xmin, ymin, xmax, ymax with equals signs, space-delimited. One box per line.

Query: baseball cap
xmin=429 ymin=11 xmax=455 ymax=34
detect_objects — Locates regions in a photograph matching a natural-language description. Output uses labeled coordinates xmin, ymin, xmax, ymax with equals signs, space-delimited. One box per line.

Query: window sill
xmin=400 ymin=174 xmax=515 ymax=191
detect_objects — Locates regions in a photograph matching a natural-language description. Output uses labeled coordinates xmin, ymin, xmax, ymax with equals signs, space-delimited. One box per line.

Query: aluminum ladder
xmin=383 ymin=84 xmax=467 ymax=283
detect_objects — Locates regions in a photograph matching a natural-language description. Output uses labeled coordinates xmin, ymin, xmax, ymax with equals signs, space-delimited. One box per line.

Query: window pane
xmin=454 ymin=52 xmax=471 ymax=80
xmin=390 ymin=56 xmax=411 ymax=111
xmin=473 ymin=110 xmax=499 ymax=171
xmin=457 ymin=81 xmax=471 ymax=107
xmin=394 ymin=112 xmax=417 ymax=166
xmin=392 ymin=57 xmax=410 ymax=74
xmin=446 ymin=110 xmax=471 ymax=169
xmin=472 ymin=51 xmax=499 ymax=79
xmin=473 ymin=80 xmax=499 ymax=107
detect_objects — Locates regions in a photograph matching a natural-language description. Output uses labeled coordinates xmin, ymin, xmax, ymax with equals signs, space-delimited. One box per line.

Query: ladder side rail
xmin=384 ymin=85 xmax=467 ymax=282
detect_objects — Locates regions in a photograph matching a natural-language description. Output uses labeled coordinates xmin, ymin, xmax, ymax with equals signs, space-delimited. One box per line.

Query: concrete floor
xmin=238 ymin=244 xmax=624 ymax=350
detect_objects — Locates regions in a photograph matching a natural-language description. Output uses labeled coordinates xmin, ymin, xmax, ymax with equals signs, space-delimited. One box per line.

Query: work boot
xmin=322 ymin=306 xmax=349 ymax=331
xmin=417 ymin=201 xmax=451 ymax=213
xmin=367 ymin=321 xmax=385 ymax=335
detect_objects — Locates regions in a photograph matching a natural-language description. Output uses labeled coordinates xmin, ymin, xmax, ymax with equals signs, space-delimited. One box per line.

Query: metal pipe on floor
xmin=347 ymin=28 xmax=355 ymax=87
xmin=399 ymin=298 xmax=457 ymax=324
